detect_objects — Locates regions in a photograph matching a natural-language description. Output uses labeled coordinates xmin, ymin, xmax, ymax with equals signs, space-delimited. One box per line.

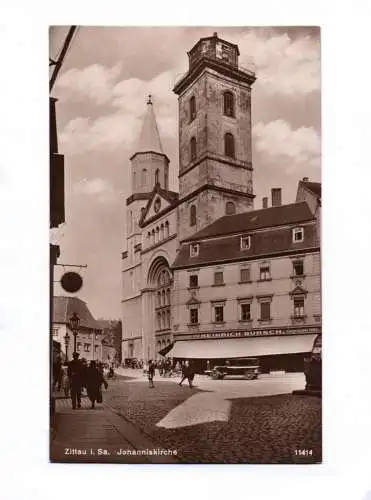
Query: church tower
xmin=173 ymin=33 xmax=256 ymax=241
xmin=125 ymin=96 xmax=170 ymax=265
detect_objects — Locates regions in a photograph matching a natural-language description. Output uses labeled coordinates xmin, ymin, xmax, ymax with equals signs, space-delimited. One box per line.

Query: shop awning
xmin=166 ymin=334 xmax=317 ymax=359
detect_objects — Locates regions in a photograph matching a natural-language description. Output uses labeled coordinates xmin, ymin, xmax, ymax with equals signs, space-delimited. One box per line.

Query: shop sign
xmin=175 ymin=326 xmax=321 ymax=341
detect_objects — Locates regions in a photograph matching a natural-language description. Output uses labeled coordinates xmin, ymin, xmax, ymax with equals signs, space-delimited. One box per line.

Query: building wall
xmin=177 ymin=188 xmax=253 ymax=242
xmin=172 ymin=251 xmax=321 ymax=336
xmin=52 ymin=323 xmax=103 ymax=362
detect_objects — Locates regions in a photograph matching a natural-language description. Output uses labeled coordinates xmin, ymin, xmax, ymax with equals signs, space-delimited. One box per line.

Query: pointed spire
xmin=135 ymin=95 xmax=163 ymax=155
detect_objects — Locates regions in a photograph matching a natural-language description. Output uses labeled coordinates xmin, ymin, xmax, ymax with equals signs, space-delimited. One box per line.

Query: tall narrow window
xmin=164 ymin=168 xmax=169 ymax=189
xmin=259 ymin=263 xmax=271 ymax=281
xmin=190 ymin=137 xmax=197 ymax=161
xmin=141 ymin=168 xmax=148 ymax=187
xmin=214 ymin=271 xmax=224 ymax=286
xmin=226 ymin=201 xmax=236 ymax=215
xmin=224 ymin=133 xmax=235 ymax=158
xmin=155 ymin=168 xmax=160 ymax=186
xmin=293 ymin=260 xmax=304 ymax=277
xmin=223 ymin=91 xmax=235 ymax=117
xmin=294 ymin=297 xmax=305 ymax=317
xmin=133 ymin=171 xmax=136 ymax=190
xmin=190 ymin=96 xmax=196 ymax=122
xmin=260 ymin=302 xmax=271 ymax=321
xmin=190 ymin=204 xmax=196 ymax=226
xmin=190 ymin=308 xmax=199 ymax=325
xmin=214 ymin=306 xmax=224 ymax=323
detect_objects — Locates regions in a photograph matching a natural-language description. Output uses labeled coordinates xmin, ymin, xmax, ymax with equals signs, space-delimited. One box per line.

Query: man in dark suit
xmin=68 ymin=352 xmax=84 ymax=409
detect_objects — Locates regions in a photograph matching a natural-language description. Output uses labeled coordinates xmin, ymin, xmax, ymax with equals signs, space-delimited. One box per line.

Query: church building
xmin=121 ymin=33 xmax=321 ymax=370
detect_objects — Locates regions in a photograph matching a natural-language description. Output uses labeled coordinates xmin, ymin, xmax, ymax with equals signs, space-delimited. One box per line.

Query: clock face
xmin=154 ymin=198 xmax=161 ymax=213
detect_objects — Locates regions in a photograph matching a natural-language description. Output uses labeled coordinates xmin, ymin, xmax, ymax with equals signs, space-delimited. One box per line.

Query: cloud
xmin=59 ymin=69 xmax=178 ymax=155
xmin=233 ymin=32 xmax=320 ymax=95
xmin=55 ymin=63 xmax=122 ymax=104
xmin=253 ymin=119 xmax=321 ymax=172
xmin=73 ymin=177 xmax=119 ymax=204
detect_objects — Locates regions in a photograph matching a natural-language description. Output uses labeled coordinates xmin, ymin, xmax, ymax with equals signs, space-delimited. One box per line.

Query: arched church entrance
xmin=147 ymin=256 xmax=173 ymax=361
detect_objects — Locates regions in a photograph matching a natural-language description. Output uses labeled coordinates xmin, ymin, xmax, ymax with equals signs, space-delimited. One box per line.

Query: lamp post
xmin=69 ymin=312 xmax=80 ymax=354
xmin=64 ymin=332 xmax=70 ymax=362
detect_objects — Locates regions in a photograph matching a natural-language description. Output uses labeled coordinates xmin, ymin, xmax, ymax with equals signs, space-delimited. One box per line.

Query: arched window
xmin=160 ymin=224 xmax=164 ymax=240
xmin=157 ymin=292 xmax=161 ymax=307
xmin=190 ymin=96 xmax=196 ymax=122
xmin=166 ymin=288 xmax=171 ymax=305
xmin=164 ymin=168 xmax=169 ymax=189
xmin=133 ymin=171 xmax=136 ymax=190
xmin=224 ymin=133 xmax=235 ymax=158
xmin=226 ymin=201 xmax=236 ymax=215
xmin=190 ymin=204 xmax=196 ymax=227
xmin=162 ymin=289 xmax=166 ymax=306
xmin=155 ymin=168 xmax=160 ymax=186
xmin=141 ymin=207 xmax=145 ymax=219
xmin=190 ymin=137 xmax=197 ymax=162
xmin=165 ymin=221 xmax=169 ymax=238
xmin=223 ymin=91 xmax=235 ymax=117
xmin=141 ymin=168 xmax=148 ymax=186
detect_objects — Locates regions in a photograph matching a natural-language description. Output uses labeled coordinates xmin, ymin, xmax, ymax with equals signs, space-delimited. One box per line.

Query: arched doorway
xmin=147 ymin=256 xmax=173 ymax=361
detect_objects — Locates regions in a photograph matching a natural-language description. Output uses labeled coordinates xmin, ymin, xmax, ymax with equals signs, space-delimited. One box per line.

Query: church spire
xmin=135 ymin=95 xmax=163 ymax=154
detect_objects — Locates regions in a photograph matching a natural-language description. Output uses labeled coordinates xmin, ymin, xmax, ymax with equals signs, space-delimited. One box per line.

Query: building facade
xmin=53 ymin=296 xmax=104 ymax=362
xmin=121 ymin=33 xmax=321 ymax=369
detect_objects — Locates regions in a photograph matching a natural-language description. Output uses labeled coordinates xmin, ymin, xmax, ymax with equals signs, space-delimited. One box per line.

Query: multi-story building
xmin=121 ymin=32 xmax=321 ymax=370
xmin=53 ymin=296 xmax=103 ymax=362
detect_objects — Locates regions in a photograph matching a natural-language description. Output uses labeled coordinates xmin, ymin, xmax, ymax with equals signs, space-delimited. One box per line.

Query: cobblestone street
xmin=49 ymin=372 xmax=322 ymax=464
xmin=104 ymin=375 xmax=321 ymax=464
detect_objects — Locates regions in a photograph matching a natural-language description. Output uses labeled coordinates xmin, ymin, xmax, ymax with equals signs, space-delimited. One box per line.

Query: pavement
xmin=51 ymin=389 xmax=179 ymax=464
xmin=51 ymin=370 xmax=321 ymax=464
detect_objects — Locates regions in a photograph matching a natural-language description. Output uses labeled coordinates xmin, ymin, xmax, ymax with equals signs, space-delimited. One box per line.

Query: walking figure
xmin=68 ymin=352 xmax=83 ymax=409
xmin=86 ymin=360 xmax=108 ymax=409
xmin=179 ymin=360 xmax=194 ymax=388
xmin=148 ymin=359 xmax=155 ymax=388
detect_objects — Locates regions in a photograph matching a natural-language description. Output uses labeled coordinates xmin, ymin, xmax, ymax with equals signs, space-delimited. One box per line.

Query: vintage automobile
xmin=304 ymin=334 xmax=322 ymax=391
xmin=210 ymin=357 xmax=260 ymax=380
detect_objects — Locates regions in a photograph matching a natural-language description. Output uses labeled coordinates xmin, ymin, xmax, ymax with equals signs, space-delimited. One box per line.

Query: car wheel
xmin=244 ymin=371 xmax=254 ymax=380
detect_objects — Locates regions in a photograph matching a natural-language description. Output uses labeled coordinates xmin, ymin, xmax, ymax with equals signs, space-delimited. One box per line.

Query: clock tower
xmin=173 ymin=33 xmax=256 ymax=241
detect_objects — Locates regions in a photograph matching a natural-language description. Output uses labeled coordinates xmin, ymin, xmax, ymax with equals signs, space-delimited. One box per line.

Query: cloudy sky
xmin=50 ymin=26 xmax=321 ymax=319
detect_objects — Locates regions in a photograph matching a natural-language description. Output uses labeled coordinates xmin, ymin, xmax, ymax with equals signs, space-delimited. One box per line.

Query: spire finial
xmin=213 ymin=32 xmax=218 ymax=38
xmin=147 ymin=94 xmax=152 ymax=105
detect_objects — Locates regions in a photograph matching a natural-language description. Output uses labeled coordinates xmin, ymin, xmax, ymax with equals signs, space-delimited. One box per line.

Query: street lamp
xmin=69 ymin=312 xmax=80 ymax=353
xmin=64 ymin=332 xmax=70 ymax=362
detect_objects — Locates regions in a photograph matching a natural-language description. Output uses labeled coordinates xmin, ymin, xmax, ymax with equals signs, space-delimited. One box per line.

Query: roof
xmin=186 ymin=202 xmax=314 ymax=242
xmin=173 ymin=222 xmax=319 ymax=269
xmin=53 ymin=296 xmax=102 ymax=331
xmin=301 ymin=181 xmax=321 ymax=199
xmin=135 ymin=99 xmax=163 ymax=155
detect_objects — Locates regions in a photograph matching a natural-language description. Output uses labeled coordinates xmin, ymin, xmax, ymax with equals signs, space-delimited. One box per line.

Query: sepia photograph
xmin=49 ymin=26 xmax=322 ymax=464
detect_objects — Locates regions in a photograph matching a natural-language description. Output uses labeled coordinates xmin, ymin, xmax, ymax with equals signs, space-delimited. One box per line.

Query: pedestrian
xmin=86 ymin=360 xmax=108 ymax=409
xmin=148 ymin=359 xmax=155 ymax=388
xmin=53 ymin=354 xmax=62 ymax=392
xmin=61 ymin=363 xmax=69 ymax=398
xmin=179 ymin=361 xmax=194 ymax=388
xmin=67 ymin=352 xmax=84 ymax=409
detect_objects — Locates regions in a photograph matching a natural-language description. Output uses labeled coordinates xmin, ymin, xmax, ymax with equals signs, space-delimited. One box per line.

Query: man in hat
xmin=67 ymin=352 xmax=84 ymax=409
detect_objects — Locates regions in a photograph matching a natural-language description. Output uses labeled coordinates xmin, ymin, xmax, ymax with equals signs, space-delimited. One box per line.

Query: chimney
xmin=271 ymin=188 xmax=282 ymax=207
xmin=302 ymin=177 xmax=309 ymax=182
xmin=262 ymin=197 xmax=268 ymax=209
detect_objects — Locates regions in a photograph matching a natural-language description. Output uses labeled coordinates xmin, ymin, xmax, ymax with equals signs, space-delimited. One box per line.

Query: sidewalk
xmin=51 ymin=394 xmax=179 ymax=464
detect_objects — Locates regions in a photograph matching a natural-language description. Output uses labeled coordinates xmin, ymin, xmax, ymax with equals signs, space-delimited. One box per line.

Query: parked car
xmin=304 ymin=334 xmax=322 ymax=391
xmin=210 ymin=358 xmax=260 ymax=380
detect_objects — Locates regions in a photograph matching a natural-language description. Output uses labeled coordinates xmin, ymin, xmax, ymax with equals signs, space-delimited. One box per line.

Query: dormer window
xmin=190 ymin=243 xmax=199 ymax=257
xmin=293 ymin=227 xmax=304 ymax=243
xmin=240 ymin=235 xmax=251 ymax=250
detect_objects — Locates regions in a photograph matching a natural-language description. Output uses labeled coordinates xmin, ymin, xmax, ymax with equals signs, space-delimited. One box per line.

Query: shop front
xmin=166 ymin=326 xmax=321 ymax=374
